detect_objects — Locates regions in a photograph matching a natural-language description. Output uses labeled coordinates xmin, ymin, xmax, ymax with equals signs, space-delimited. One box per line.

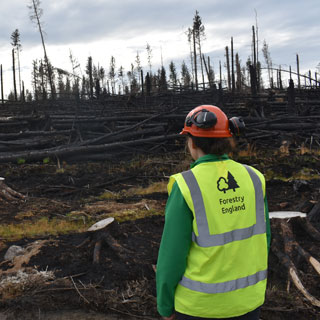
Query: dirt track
xmin=0 ymin=149 xmax=320 ymax=320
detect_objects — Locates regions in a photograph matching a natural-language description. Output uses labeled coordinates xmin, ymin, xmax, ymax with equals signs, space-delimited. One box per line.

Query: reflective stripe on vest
xmin=179 ymin=269 xmax=267 ymax=294
xmin=180 ymin=164 xmax=266 ymax=247
xmin=179 ymin=164 xmax=267 ymax=294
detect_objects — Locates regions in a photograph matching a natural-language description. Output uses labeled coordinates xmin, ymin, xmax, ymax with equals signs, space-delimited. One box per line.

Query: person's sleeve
xmin=156 ymin=181 xmax=193 ymax=317
xmin=264 ymin=196 xmax=271 ymax=253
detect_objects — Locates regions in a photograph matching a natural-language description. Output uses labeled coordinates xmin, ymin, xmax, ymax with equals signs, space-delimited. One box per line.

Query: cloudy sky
xmin=0 ymin=0 xmax=319 ymax=97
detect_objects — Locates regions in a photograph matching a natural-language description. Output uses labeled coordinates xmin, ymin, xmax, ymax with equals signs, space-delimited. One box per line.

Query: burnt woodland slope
xmin=0 ymin=87 xmax=320 ymax=163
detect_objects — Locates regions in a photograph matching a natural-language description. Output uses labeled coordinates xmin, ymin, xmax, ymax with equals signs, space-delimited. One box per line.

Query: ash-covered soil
xmin=0 ymin=151 xmax=319 ymax=320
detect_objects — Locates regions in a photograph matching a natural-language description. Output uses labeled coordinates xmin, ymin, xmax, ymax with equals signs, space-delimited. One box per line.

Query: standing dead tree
xmin=28 ymin=0 xmax=55 ymax=99
xmin=254 ymin=9 xmax=260 ymax=83
xmin=11 ymin=49 xmax=17 ymax=101
xmin=181 ymin=61 xmax=191 ymax=89
xmin=296 ymin=54 xmax=301 ymax=89
xmin=0 ymin=64 xmax=3 ymax=104
xmin=192 ymin=28 xmax=198 ymax=90
xmin=146 ymin=43 xmax=153 ymax=75
xmin=262 ymin=40 xmax=273 ymax=88
xmin=251 ymin=26 xmax=260 ymax=92
xmin=225 ymin=46 xmax=231 ymax=90
xmin=231 ymin=37 xmax=235 ymax=92
xmin=186 ymin=11 xmax=205 ymax=91
xmin=109 ymin=56 xmax=116 ymax=95
xmin=85 ymin=56 xmax=94 ymax=98
xmin=235 ymin=53 xmax=242 ymax=91
xmin=207 ymin=56 xmax=215 ymax=87
xmin=186 ymin=28 xmax=195 ymax=85
xmin=193 ymin=11 xmax=206 ymax=90
xmin=11 ymin=29 xmax=22 ymax=100
xmin=201 ymin=55 xmax=211 ymax=88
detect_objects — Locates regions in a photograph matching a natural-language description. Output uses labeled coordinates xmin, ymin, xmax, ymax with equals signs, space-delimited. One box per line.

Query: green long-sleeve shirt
xmin=156 ymin=154 xmax=271 ymax=317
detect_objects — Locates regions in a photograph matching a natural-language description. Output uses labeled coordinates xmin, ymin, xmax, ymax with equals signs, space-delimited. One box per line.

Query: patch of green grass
xmin=17 ymin=158 xmax=26 ymax=165
xmin=111 ymin=208 xmax=163 ymax=222
xmin=43 ymin=157 xmax=50 ymax=164
xmin=0 ymin=217 xmax=89 ymax=241
xmin=98 ymin=191 xmax=119 ymax=200
xmin=264 ymin=167 xmax=319 ymax=181
xmin=124 ymin=181 xmax=167 ymax=196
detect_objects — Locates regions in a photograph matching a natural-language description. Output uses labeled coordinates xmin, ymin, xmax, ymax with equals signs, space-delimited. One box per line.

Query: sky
xmin=0 ymin=0 xmax=319 ymax=98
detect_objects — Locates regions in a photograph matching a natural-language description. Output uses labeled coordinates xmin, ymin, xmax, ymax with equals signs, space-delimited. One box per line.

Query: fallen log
xmin=279 ymin=220 xmax=320 ymax=276
xmin=296 ymin=216 xmax=320 ymax=242
xmin=0 ymin=178 xmax=25 ymax=202
xmin=0 ymin=134 xmax=180 ymax=163
xmin=77 ymin=126 xmax=165 ymax=146
xmin=254 ymin=123 xmax=320 ymax=131
xmin=77 ymin=107 xmax=178 ymax=147
xmin=0 ymin=129 xmax=74 ymax=140
xmin=307 ymin=202 xmax=320 ymax=223
xmin=272 ymin=240 xmax=320 ymax=308
xmin=246 ymin=115 xmax=320 ymax=126
xmin=270 ymin=214 xmax=320 ymax=308
xmin=0 ymin=138 xmax=61 ymax=151
xmin=65 ymin=151 xmax=130 ymax=162
xmin=247 ymin=133 xmax=280 ymax=140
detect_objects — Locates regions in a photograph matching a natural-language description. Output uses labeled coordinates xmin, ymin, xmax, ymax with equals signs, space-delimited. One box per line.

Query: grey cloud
xmin=39 ymin=0 xmax=197 ymax=44
xmin=1 ymin=0 xmax=319 ymax=79
xmin=2 ymin=0 xmax=319 ymax=46
xmin=24 ymin=0 xmax=258 ymax=45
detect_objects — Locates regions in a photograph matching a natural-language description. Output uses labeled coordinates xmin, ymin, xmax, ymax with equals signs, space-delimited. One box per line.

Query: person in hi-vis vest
xmin=156 ymin=105 xmax=271 ymax=320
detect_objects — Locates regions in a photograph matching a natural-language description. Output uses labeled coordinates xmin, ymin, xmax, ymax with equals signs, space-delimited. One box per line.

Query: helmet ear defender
xmin=229 ymin=116 xmax=245 ymax=136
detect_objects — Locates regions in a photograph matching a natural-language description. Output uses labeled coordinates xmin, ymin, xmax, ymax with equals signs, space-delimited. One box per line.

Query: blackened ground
xmin=0 ymin=152 xmax=319 ymax=319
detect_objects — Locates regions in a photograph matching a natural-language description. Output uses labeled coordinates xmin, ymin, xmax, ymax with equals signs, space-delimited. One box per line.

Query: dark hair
xmin=188 ymin=134 xmax=235 ymax=155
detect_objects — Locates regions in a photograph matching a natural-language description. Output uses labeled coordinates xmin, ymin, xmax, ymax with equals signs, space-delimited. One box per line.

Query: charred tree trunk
xmin=272 ymin=219 xmax=320 ymax=308
xmin=287 ymin=79 xmax=296 ymax=114
xmin=21 ymin=81 xmax=25 ymax=102
xmin=145 ymin=72 xmax=151 ymax=96
xmin=17 ymin=48 xmax=22 ymax=99
xmin=12 ymin=49 xmax=17 ymax=101
xmin=207 ymin=56 xmax=213 ymax=87
xmin=30 ymin=0 xmax=55 ymax=99
xmin=0 ymin=134 xmax=179 ymax=163
xmin=198 ymin=39 xmax=205 ymax=90
xmin=249 ymin=64 xmax=257 ymax=96
xmin=235 ymin=53 xmax=241 ymax=91
xmin=252 ymin=26 xmax=259 ymax=92
xmin=279 ymin=66 xmax=283 ymax=90
xmin=225 ymin=46 xmax=231 ymax=90
xmin=0 ymin=64 xmax=4 ymax=104
xmin=296 ymin=54 xmax=301 ymax=89
xmin=231 ymin=37 xmax=235 ymax=93
xmin=219 ymin=60 xmax=222 ymax=86
xmin=193 ymin=29 xmax=198 ymax=91
xmin=88 ymin=58 xmax=94 ymax=99
xmin=40 ymin=60 xmax=47 ymax=100
xmin=140 ymin=69 xmax=144 ymax=95
xmin=202 ymin=54 xmax=210 ymax=87
xmin=309 ymin=70 xmax=312 ymax=88
xmin=252 ymin=26 xmax=257 ymax=69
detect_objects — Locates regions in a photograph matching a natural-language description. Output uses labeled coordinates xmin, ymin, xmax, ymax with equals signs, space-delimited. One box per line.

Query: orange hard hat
xmin=180 ymin=105 xmax=232 ymax=138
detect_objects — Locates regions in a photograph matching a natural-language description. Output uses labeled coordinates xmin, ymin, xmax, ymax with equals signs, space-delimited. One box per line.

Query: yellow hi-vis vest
xmin=168 ymin=159 xmax=268 ymax=318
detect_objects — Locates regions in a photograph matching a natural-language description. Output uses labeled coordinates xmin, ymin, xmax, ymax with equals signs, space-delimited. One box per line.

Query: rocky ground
xmin=0 ymin=146 xmax=319 ymax=320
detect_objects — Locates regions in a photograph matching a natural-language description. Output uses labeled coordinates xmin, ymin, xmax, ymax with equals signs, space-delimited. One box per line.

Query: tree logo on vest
xmin=217 ymin=172 xmax=239 ymax=193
